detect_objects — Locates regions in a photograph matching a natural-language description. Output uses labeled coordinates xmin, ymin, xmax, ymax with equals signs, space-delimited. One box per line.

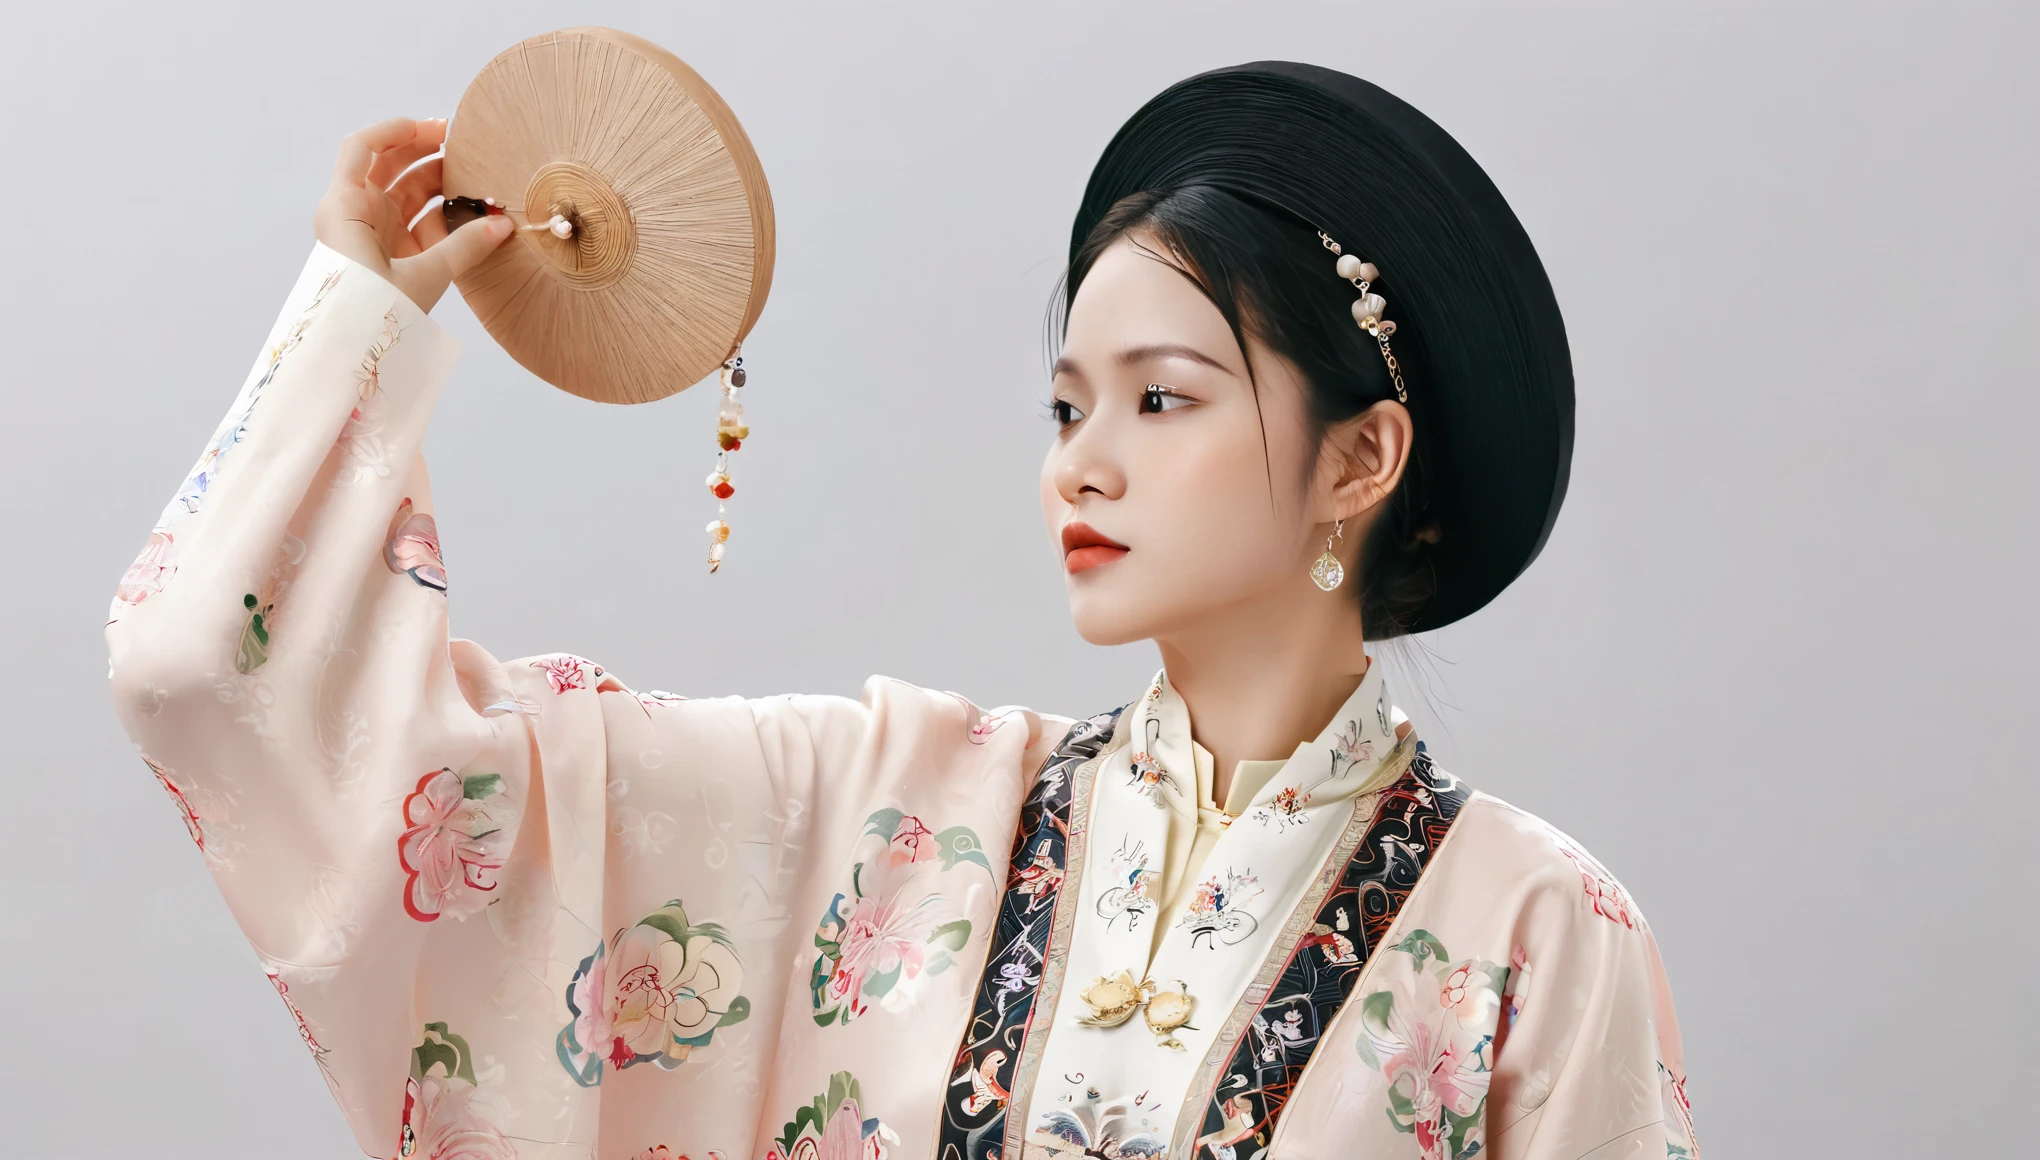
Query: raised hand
xmin=312 ymin=117 xmax=511 ymax=312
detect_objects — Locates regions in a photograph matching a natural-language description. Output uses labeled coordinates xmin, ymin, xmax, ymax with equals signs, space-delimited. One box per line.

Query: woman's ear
xmin=1314 ymin=400 xmax=1413 ymax=524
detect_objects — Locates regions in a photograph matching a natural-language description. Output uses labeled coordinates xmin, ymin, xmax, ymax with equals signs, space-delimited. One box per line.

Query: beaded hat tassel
xmin=704 ymin=353 xmax=747 ymax=572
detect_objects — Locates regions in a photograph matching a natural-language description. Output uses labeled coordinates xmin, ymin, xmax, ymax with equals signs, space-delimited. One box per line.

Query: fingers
xmin=399 ymin=214 xmax=514 ymax=295
xmin=388 ymin=157 xmax=444 ymax=225
xmin=332 ymin=117 xmax=428 ymax=188
xmin=367 ymin=119 xmax=447 ymax=190
xmin=410 ymin=194 xmax=450 ymax=248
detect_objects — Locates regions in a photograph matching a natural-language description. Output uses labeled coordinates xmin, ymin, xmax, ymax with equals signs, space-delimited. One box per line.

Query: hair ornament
xmin=1318 ymin=230 xmax=1407 ymax=404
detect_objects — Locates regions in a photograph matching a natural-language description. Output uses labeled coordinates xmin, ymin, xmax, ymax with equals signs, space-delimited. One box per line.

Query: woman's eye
xmin=1048 ymin=398 xmax=1086 ymax=426
xmin=1141 ymin=385 xmax=1195 ymax=414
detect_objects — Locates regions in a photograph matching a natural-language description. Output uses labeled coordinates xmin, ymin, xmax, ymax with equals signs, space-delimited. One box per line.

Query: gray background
xmin=2 ymin=1 xmax=2033 ymax=1156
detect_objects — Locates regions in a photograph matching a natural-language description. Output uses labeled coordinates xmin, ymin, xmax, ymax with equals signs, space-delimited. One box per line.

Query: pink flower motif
xmin=1491 ymin=946 xmax=1531 ymax=1062
xmin=831 ymin=887 xmax=939 ymax=998
xmin=536 ymin=656 xmax=587 ymax=694
xmin=1505 ymin=945 xmax=1530 ymax=1020
xmin=115 ymin=531 xmax=177 ymax=605
xmin=533 ymin=654 xmax=626 ymax=696
xmin=1557 ymin=841 xmax=1638 ymax=928
xmin=1585 ymin=876 xmax=1636 ymax=927
xmin=384 ymin=499 xmax=448 ymax=592
xmin=1380 ymin=1021 xmax=1491 ymax=1160
xmin=398 ymin=769 xmax=508 ymax=923
xmin=765 ymin=1100 xmax=880 ymax=1160
xmin=1438 ymin=959 xmax=1501 ymax=1030
xmin=401 ymin=1075 xmax=516 ymax=1160
xmin=766 ymin=1080 xmax=892 ymax=1160
xmin=1334 ymin=722 xmax=1375 ymax=765
xmin=818 ymin=1099 xmax=870 ymax=1160
xmin=568 ymin=945 xmax=614 ymax=1065
xmin=1440 ymin=962 xmax=1474 ymax=1008
xmin=887 ymin=815 xmax=935 ymax=864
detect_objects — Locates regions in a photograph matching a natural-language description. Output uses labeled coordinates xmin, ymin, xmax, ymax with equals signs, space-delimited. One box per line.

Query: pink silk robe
xmin=105 ymin=245 xmax=1699 ymax=1160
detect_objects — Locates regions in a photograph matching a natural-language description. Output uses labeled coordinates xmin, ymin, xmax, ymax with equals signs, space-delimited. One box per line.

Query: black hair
xmin=1055 ymin=185 xmax=1441 ymax=638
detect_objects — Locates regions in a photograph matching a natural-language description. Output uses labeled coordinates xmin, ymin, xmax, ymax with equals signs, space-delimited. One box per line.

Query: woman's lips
xmin=1066 ymin=545 xmax=1128 ymax=573
xmin=1062 ymin=521 xmax=1129 ymax=575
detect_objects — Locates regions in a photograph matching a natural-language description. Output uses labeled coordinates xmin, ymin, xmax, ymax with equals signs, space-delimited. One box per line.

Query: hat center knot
xmin=522 ymin=161 xmax=637 ymax=291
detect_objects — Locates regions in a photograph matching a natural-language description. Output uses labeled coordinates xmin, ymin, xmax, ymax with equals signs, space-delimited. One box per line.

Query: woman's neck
xmin=1155 ymin=588 xmax=1371 ymax=806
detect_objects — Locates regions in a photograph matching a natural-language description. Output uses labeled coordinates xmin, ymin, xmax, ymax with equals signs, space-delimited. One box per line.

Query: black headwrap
xmin=1072 ymin=62 xmax=1574 ymax=634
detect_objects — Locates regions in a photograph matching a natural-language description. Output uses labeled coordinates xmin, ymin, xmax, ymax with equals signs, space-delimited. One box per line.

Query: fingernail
xmin=488 ymin=217 xmax=513 ymax=238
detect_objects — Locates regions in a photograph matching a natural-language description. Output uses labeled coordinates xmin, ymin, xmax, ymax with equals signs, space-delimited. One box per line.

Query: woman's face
xmin=1041 ymin=233 xmax=1332 ymax=646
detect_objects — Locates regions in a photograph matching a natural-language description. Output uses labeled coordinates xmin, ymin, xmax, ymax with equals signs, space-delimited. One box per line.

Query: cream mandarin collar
xmin=1121 ymin=659 xmax=1408 ymax=815
xmin=1190 ymin=745 xmax=1289 ymax=817
xmin=1124 ymin=661 xmax=1410 ymax=960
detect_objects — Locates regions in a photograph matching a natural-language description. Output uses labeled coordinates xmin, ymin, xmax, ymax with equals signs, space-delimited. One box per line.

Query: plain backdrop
xmin=2 ymin=2 xmax=2033 ymax=1157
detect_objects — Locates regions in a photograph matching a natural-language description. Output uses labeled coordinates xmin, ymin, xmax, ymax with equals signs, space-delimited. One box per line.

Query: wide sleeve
xmin=1482 ymin=817 xmax=1700 ymax=1160
xmin=103 ymin=242 xmax=546 ymax=1151
xmin=105 ymin=244 xmax=1062 ymax=1160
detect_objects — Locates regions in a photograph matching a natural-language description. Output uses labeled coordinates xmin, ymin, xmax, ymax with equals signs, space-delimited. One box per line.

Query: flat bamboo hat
xmin=443 ymin=27 xmax=774 ymax=404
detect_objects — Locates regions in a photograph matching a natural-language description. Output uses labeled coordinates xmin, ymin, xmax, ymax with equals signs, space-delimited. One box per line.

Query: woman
xmin=106 ymin=63 xmax=1695 ymax=1160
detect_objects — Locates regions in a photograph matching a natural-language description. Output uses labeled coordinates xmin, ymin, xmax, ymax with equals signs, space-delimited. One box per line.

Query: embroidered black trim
xmin=937 ymin=708 xmax=1122 ymax=1160
xmin=1191 ymin=745 xmax=1470 ymax=1157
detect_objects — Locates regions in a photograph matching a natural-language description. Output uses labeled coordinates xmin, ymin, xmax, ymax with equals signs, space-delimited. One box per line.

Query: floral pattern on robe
xmin=809 ymin=810 xmax=991 ymax=1025
xmin=106 ymin=245 xmax=1697 ymax=1160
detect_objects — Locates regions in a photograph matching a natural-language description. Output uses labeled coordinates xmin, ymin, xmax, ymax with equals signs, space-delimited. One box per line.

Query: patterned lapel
xmin=938 ymin=708 xmax=1123 ymax=1160
xmin=1180 ymin=745 xmax=1471 ymax=1158
xmin=938 ymin=721 xmax=1470 ymax=1160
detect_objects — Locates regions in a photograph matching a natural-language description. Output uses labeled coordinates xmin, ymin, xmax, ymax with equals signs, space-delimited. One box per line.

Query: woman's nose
xmin=1053 ymin=422 xmax=1128 ymax=504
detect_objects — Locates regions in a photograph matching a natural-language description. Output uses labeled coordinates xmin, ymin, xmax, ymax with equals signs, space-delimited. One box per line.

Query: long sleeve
xmin=104 ymin=244 xmax=1064 ymax=1160
xmin=105 ymin=244 xmax=544 ymax=1152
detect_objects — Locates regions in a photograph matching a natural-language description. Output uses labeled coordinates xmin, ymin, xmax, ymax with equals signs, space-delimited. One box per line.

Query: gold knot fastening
xmin=1077 ymin=971 xmax=1197 ymax=1050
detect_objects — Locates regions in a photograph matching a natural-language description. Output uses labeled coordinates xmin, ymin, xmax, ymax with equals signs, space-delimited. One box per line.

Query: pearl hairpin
xmin=1320 ymin=231 xmax=1408 ymax=404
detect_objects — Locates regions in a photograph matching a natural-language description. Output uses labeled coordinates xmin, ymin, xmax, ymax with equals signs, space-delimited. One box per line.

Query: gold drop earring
xmin=1311 ymin=519 xmax=1347 ymax=592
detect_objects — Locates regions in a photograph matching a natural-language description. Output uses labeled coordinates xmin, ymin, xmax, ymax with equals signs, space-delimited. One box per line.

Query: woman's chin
xmin=1064 ymin=583 xmax=1165 ymax=647
xmin=1066 ymin=611 xmax=1149 ymax=647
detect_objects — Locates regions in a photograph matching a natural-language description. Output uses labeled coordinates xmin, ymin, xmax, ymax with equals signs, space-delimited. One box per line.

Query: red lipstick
xmin=1061 ymin=521 xmax=1129 ymax=574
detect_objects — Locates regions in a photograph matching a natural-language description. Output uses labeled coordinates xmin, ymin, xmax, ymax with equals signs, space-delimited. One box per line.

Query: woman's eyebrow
xmin=1115 ymin=342 xmax=1237 ymax=374
xmin=1051 ymin=342 xmax=1238 ymax=380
